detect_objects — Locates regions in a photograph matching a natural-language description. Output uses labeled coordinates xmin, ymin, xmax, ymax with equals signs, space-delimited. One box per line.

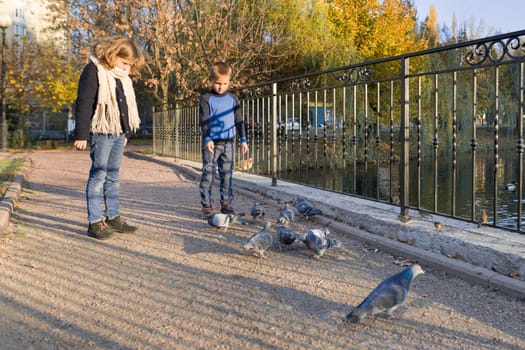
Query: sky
xmin=413 ymin=0 xmax=525 ymax=35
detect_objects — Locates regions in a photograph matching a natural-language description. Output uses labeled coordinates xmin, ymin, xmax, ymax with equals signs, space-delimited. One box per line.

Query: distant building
xmin=0 ymin=0 xmax=68 ymax=47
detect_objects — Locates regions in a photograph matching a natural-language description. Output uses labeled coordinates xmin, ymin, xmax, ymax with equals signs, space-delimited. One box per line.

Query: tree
xmin=65 ymin=0 xmax=184 ymax=108
xmin=290 ymin=0 xmax=357 ymax=72
xmin=66 ymin=0 xmax=298 ymax=107
xmin=422 ymin=4 xmax=439 ymax=47
xmin=33 ymin=45 xmax=79 ymax=111
xmin=183 ymin=0 xmax=291 ymax=86
xmin=4 ymin=37 xmax=79 ymax=147
xmin=328 ymin=0 xmax=427 ymax=60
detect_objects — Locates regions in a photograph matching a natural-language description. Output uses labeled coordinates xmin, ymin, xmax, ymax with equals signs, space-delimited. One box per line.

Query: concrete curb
xmin=126 ymin=151 xmax=525 ymax=300
xmin=0 ymin=157 xmax=32 ymax=235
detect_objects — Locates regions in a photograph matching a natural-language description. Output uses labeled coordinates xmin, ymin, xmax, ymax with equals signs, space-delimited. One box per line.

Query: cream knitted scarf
xmin=89 ymin=56 xmax=141 ymax=135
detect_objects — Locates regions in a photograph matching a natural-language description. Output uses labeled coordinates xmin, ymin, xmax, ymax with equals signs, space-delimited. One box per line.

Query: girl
xmin=74 ymin=37 xmax=144 ymax=240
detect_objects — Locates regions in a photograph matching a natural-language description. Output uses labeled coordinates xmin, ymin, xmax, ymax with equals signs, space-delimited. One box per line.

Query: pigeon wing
xmin=297 ymin=199 xmax=322 ymax=216
xmin=208 ymin=214 xmax=228 ymax=228
xmin=277 ymin=226 xmax=296 ymax=245
xmin=304 ymin=231 xmax=324 ymax=254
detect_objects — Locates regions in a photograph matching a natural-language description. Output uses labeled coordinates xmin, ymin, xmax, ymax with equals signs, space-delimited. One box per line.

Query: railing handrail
xmin=230 ymin=29 xmax=525 ymax=92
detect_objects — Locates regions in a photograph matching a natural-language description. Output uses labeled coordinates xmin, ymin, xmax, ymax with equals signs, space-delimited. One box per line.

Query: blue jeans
xmin=86 ymin=133 xmax=125 ymax=223
xmin=199 ymin=140 xmax=234 ymax=207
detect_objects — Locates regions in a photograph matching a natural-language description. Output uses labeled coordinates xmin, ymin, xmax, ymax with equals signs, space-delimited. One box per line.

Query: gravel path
xmin=0 ymin=150 xmax=524 ymax=350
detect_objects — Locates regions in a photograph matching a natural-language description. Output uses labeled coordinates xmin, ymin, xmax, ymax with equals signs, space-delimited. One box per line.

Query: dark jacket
xmin=74 ymin=61 xmax=132 ymax=141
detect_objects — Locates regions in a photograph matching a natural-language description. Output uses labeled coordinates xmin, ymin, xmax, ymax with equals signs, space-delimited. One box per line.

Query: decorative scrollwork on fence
xmin=335 ymin=67 xmax=372 ymax=85
xmin=287 ymin=78 xmax=312 ymax=92
xmin=176 ymin=100 xmax=195 ymax=108
xmin=465 ymin=35 xmax=525 ymax=65
xmin=238 ymin=85 xmax=272 ymax=99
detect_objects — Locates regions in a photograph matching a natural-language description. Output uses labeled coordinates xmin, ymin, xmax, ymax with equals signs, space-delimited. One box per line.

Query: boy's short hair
xmin=210 ymin=61 xmax=232 ymax=81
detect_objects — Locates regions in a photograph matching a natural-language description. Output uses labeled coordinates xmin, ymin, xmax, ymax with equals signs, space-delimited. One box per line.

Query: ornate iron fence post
xmin=152 ymin=106 xmax=156 ymax=154
xmin=271 ymin=82 xmax=278 ymax=186
xmin=399 ymin=56 xmax=410 ymax=222
xmin=174 ymin=103 xmax=180 ymax=159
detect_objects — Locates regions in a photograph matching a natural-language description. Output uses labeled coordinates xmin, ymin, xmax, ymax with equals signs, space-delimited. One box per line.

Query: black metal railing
xmin=153 ymin=30 xmax=525 ymax=233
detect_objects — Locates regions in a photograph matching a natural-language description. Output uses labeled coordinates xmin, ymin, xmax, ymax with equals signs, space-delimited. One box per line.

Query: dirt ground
xmin=0 ymin=150 xmax=524 ymax=350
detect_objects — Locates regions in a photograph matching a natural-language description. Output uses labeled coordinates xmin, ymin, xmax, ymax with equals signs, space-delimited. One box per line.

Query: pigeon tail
xmin=233 ymin=214 xmax=248 ymax=225
xmin=326 ymin=238 xmax=342 ymax=249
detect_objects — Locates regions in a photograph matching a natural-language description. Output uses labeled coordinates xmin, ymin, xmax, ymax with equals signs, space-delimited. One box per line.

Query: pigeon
xmin=345 ymin=264 xmax=425 ymax=324
xmin=244 ymin=222 xmax=273 ymax=258
xmin=276 ymin=225 xmax=298 ymax=246
xmin=277 ymin=203 xmax=294 ymax=225
xmin=250 ymin=202 xmax=265 ymax=221
xmin=294 ymin=197 xmax=322 ymax=219
xmin=207 ymin=213 xmax=247 ymax=230
xmin=298 ymin=227 xmax=341 ymax=258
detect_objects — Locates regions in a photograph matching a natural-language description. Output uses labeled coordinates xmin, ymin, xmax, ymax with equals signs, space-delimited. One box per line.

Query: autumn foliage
xmin=3 ymin=0 xmax=433 ymax=123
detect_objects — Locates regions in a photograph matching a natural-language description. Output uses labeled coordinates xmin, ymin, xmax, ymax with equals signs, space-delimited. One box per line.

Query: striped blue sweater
xmin=199 ymin=90 xmax=247 ymax=144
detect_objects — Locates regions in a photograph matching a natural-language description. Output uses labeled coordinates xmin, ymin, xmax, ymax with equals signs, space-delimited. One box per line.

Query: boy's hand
xmin=74 ymin=140 xmax=88 ymax=151
xmin=241 ymin=142 xmax=248 ymax=155
xmin=206 ymin=140 xmax=215 ymax=153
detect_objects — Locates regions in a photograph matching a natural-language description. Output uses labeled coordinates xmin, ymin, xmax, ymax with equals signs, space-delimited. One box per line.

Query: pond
xmin=276 ymin=149 xmax=525 ymax=232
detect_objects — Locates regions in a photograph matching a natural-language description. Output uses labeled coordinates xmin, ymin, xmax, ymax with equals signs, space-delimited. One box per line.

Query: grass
xmin=0 ymin=157 xmax=27 ymax=198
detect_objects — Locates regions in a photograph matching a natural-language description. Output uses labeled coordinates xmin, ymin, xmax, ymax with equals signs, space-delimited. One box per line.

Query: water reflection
xmin=277 ymin=150 xmax=525 ymax=232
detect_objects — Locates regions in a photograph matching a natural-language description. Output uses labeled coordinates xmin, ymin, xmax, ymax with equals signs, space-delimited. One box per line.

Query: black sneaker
xmin=221 ymin=203 xmax=235 ymax=215
xmin=88 ymin=221 xmax=115 ymax=240
xmin=106 ymin=216 xmax=138 ymax=233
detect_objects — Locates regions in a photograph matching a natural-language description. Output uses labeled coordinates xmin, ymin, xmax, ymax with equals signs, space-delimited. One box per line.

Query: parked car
xmin=246 ymin=119 xmax=261 ymax=135
xmin=279 ymin=117 xmax=300 ymax=131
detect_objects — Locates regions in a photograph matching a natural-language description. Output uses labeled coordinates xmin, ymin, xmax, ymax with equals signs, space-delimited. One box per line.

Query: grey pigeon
xmin=207 ymin=213 xmax=247 ymax=230
xmin=250 ymin=202 xmax=265 ymax=220
xmin=277 ymin=203 xmax=294 ymax=225
xmin=298 ymin=227 xmax=341 ymax=258
xmin=345 ymin=264 xmax=424 ymax=324
xmin=294 ymin=197 xmax=322 ymax=219
xmin=276 ymin=225 xmax=298 ymax=246
xmin=244 ymin=222 xmax=273 ymax=258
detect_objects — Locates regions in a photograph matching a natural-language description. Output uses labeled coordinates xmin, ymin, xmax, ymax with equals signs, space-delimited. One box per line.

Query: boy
xmin=199 ymin=61 xmax=248 ymax=215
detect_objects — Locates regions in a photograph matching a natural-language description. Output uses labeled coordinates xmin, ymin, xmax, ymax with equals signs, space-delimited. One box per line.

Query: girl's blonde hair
xmin=210 ymin=61 xmax=232 ymax=81
xmin=93 ymin=37 xmax=144 ymax=75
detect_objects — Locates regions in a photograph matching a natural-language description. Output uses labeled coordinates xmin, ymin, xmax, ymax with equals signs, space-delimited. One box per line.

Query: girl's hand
xmin=74 ymin=140 xmax=88 ymax=151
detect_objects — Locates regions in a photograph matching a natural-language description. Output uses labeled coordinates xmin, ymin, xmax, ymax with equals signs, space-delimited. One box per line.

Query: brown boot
xmin=106 ymin=216 xmax=138 ymax=233
xmin=202 ymin=204 xmax=213 ymax=215
xmin=88 ymin=221 xmax=115 ymax=240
